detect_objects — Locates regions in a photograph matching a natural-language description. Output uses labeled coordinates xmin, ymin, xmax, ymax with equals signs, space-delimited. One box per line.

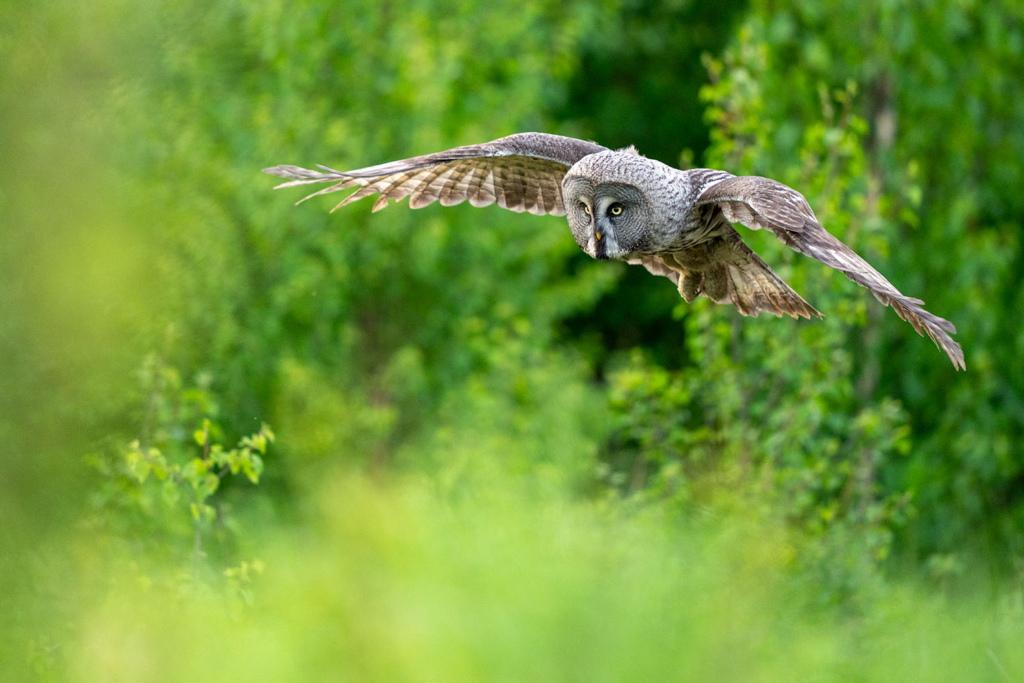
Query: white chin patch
xmin=587 ymin=231 xmax=620 ymax=259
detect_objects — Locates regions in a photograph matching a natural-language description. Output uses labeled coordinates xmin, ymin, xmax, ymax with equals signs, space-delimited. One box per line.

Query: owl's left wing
xmin=695 ymin=174 xmax=965 ymax=370
xmin=263 ymin=133 xmax=607 ymax=217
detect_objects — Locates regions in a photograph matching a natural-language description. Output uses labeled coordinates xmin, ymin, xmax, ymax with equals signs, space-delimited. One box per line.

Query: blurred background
xmin=2 ymin=0 xmax=1023 ymax=679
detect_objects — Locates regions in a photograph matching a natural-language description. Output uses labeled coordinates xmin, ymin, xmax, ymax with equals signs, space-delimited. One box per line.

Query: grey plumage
xmin=263 ymin=132 xmax=964 ymax=370
xmin=264 ymin=132 xmax=605 ymax=216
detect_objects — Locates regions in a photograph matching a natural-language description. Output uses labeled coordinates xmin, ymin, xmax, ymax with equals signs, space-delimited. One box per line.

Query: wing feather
xmin=263 ymin=132 xmax=607 ymax=218
xmin=439 ymin=162 xmax=475 ymax=207
xmin=626 ymin=254 xmax=681 ymax=286
xmin=696 ymin=175 xmax=964 ymax=370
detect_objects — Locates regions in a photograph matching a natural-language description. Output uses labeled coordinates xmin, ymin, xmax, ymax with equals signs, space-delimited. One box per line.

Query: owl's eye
xmin=580 ymin=203 xmax=591 ymax=215
xmin=608 ymin=203 xmax=623 ymax=216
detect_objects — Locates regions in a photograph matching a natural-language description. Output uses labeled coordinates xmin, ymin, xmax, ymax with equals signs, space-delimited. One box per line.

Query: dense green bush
xmin=729 ymin=1 xmax=1024 ymax=557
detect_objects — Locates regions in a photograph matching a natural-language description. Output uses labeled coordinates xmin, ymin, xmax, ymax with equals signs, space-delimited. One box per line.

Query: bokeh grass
xmin=42 ymin=473 xmax=1019 ymax=682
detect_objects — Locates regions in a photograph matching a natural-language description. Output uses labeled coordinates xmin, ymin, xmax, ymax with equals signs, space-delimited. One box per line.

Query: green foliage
xmin=2 ymin=0 xmax=1023 ymax=680
xmin=592 ymin=31 xmax=920 ymax=600
xmin=32 ymin=476 xmax=1024 ymax=682
xmin=125 ymin=418 xmax=272 ymax=524
xmin=86 ymin=353 xmax=273 ymax=579
xmin=732 ymin=0 xmax=1024 ymax=557
xmin=99 ymin=0 xmax=623 ymax=497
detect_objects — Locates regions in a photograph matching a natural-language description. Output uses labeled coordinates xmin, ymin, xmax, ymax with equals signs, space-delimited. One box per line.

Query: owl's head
xmin=562 ymin=149 xmax=669 ymax=260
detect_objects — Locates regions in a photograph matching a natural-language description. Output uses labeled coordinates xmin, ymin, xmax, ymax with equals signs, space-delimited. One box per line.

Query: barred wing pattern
xmin=263 ymin=133 xmax=607 ymax=217
xmin=696 ymin=175 xmax=965 ymax=370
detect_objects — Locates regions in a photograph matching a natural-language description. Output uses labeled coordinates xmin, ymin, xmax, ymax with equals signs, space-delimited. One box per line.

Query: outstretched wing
xmin=695 ymin=174 xmax=965 ymax=370
xmin=263 ymin=132 xmax=607 ymax=217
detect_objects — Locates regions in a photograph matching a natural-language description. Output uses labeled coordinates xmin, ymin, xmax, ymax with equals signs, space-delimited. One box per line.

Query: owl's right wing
xmin=263 ymin=133 xmax=607 ymax=217
xmin=694 ymin=174 xmax=964 ymax=370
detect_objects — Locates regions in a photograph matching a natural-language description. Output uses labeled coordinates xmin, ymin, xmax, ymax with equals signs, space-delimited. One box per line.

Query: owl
xmin=263 ymin=132 xmax=964 ymax=369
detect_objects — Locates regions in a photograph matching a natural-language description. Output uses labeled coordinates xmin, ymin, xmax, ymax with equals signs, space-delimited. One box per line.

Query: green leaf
xmin=204 ymin=473 xmax=219 ymax=497
xmin=131 ymin=458 xmax=151 ymax=483
xmin=243 ymin=454 xmax=264 ymax=484
xmin=211 ymin=444 xmax=228 ymax=466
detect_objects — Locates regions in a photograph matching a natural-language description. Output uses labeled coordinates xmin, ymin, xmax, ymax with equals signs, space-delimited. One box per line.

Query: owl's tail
xmin=723 ymin=252 xmax=821 ymax=320
xmin=627 ymin=248 xmax=820 ymax=320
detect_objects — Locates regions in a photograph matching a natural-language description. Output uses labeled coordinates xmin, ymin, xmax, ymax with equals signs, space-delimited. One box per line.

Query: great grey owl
xmin=263 ymin=132 xmax=964 ymax=369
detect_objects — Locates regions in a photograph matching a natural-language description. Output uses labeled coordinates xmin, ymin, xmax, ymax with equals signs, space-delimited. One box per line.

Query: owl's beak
xmin=595 ymin=231 xmax=603 ymax=241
